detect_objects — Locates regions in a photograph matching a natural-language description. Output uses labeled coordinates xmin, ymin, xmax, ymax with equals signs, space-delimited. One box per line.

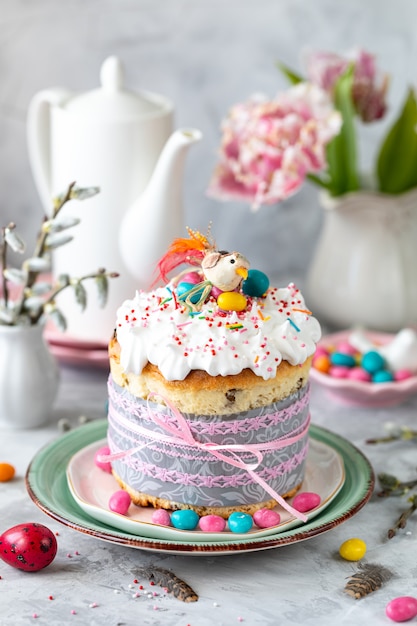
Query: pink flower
xmin=306 ymin=48 xmax=388 ymax=122
xmin=208 ymin=84 xmax=341 ymax=209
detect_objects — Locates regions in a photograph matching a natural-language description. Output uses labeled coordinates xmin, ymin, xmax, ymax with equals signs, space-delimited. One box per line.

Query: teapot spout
xmin=119 ymin=128 xmax=202 ymax=287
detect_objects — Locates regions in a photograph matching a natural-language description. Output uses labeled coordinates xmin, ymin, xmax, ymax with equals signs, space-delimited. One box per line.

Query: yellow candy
xmin=217 ymin=291 xmax=247 ymax=312
xmin=339 ymin=537 xmax=367 ymax=561
xmin=0 ymin=462 xmax=15 ymax=482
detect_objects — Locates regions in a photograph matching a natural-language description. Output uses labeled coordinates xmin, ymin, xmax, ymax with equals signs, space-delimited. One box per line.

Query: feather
xmin=344 ymin=563 xmax=393 ymax=599
xmin=135 ymin=565 xmax=198 ymax=602
xmin=154 ymin=228 xmax=214 ymax=284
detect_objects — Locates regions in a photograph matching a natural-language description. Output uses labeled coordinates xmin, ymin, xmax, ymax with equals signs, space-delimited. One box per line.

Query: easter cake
xmin=106 ymin=230 xmax=321 ymax=519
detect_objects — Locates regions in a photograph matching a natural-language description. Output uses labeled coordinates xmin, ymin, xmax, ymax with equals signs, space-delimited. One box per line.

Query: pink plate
xmin=48 ymin=343 xmax=109 ymax=369
xmin=310 ymin=330 xmax=417 ymax=408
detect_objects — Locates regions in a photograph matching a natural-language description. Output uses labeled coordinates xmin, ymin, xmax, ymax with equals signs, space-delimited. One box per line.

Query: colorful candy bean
xmin=171 ymin=509 xmax=200 ymax=530
xmin=151 ymin=509 xmax=172 ymax=526
xmin=228 ymin=512 xmax=253 ymax=533
xmin=199 ymin=515 xmax=227 ymax=532
xmin=386 ymin=596 xmax=417 ymax=622
xmin=241 ymin=269 xmax=270 ymax=297
xmin=109 ymin=490 xmax=131 ymax=515
xmin=292 ymin=492 xmax=321 ymax=513
xmin=253 ymin=508 xmax=281 ymax=528
xmin=94 ymin=446 xmax=112 ymax=473
xmin=217 ymin=291 xmax=247 ymax=312
xmin=339 ymin=537 xmax=367 ymax=561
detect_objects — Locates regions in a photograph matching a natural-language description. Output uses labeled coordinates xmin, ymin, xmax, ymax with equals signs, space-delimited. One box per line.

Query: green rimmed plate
xmin=26 ymin=420 xmax=374 ymax=555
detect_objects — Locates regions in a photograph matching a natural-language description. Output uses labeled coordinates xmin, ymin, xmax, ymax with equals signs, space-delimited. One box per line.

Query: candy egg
xmin=330 ymin=352 xmax=356 ymax=368
xmin=151 ymin=509 xmax=172 ymax=526
xmin=171 ymin=509 xmax=200 ymax=530
xmin=394 ymin=369 xmax=413 ymax=381
xmin=313 ymin=354 xmax=331 ymax=374
xmin=0 ymin=462 xmax=15 ymax=482
xmin=199 ymin=515 xmax=227 ymax=532
xmin=329 ymin=365 xmax=350 ymax=378
xmin=336 ymin=341 xmax=357 ymax=355
xmin=314 ymin=346 xmax=330 ymax=359
xmin=176 ymin=282 xmax=205 ymax=304
xmin=253 ymin=508 xmax=281 ymax=528
xmin=339 ymin=537 xmax=367 ymax=561
xmin=292 ymin=492 xmax=321 ymax=513
xmin=0 ymin=523 xmax=57 ymax=572
xmin=217 ymin=291 xmax=247 ymax=312
xmin=180 ymin=271 xmax=201 ymax=285
xmin=373 ymin=370 xmax=394 ymax=383
xmin=242 ymin=269 xmax=270 ymax=297
xmin=94 ymin=446 xmax=112 ymax=473
xmin=347 ymin=367 xmax=372 ymax=382
xmin=228 ymin=512 xmax=253 ymax=533
xmin=361 ymin=350 xmax=385 ymax=374
xmin=386 ymin=596 xmax=417 ymax=622
xmin=109 ymin=490 xmax=131 ymax=515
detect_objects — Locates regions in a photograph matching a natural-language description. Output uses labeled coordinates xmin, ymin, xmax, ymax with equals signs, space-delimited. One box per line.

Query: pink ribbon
xmin=100 ymin=392 xmax=310 ymax=522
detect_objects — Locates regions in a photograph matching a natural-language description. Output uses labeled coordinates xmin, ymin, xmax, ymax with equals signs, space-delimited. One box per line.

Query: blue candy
xmin=242 ymin=269 xmax=270 ymax=297
xmin=228 ymin=512 xmax=253 ymax=533
xmin=170 ymin=509 xmax=200 ymax=530
xmin=361 ymin=350 xmax=385 ymax=374
xmin=372 ymin=370 xmax=394 ymax=383
xmin=176 ymin=281 xmax=205 ymax=304
xmin=330 ymin=352 xmax=356 ymax=368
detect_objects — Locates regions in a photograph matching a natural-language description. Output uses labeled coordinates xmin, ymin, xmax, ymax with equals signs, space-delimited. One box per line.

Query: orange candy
xmin=313 ymin=354 xmax=331 ymax=374
xmin=0 ymin=463 xmax=16 ymax=482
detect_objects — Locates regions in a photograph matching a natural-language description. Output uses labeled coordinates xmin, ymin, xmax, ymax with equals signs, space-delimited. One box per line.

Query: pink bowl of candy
xmin=310 ymin=329 xmax=417 ymax=407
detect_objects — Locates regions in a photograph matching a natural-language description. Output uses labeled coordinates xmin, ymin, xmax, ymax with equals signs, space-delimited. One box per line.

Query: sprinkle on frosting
xmin=115 ymin=282 xmax=321 ymax=381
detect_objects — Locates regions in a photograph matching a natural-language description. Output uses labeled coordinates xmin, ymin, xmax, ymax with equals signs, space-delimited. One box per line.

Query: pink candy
xmin=151 ymin=509 xmax=172 ymax=526
xmin=292 ymin=492 xmax=321 ymax=513
xmin=180 ymin=271 xmax=201 ymax=284
xmin=199 ymin=514 xmax=226 ymax=532
xmin=94 ymin=446 xmax=112 ymax=473
xmin=394 ymin=369 xmax=412 ymax=381
xmin=253 ymin=508 xmax=281 ymax=528
xmin=386 ymin=596 xmax=417 ymax=622
xmin=336 ymin=341 xmax=357 ymax=355
xmin=347 ymin=367 xmax=372 ymax=382
xmin=108 ymin=490 xmax=131 ymax=515
xmin=329 ymin=365 xmax=350 ymax=378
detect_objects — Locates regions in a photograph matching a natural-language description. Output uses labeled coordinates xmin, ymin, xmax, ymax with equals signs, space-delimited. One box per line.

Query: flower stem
xmin=14 ymin=182 xmax=76 ymax=320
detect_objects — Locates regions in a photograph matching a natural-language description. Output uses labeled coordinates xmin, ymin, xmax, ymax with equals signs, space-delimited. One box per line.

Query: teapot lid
xmin=64 ymin=56 xmax=173 ymax=121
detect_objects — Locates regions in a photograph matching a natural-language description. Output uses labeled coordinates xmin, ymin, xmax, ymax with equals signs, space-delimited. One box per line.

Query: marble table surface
xmin=1 ymin=361 xmax=417 ymax=626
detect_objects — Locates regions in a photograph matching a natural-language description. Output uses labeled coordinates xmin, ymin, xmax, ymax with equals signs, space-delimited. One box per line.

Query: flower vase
xmin=305 ymin=188 xmax=417 ymax=332
xmin=0 ymin=325 xmax=60 ymax=429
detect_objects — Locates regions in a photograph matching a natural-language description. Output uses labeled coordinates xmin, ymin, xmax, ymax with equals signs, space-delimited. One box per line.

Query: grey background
xmin=1 ymin=0 xmax=416 ymax=281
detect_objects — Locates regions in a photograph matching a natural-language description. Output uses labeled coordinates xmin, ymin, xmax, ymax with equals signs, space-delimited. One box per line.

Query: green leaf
xmin=73 ymin=281 xmax=87 ymax=311
xmin=325 ymin=65 xmax=360 ymax=196
xmin=276 ymin=61 xmax=303 ymax=85
xmin=376 ymin=88 xmax=417 ymax=194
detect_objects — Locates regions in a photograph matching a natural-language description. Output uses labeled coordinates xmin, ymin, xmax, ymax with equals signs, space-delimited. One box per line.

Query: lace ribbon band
xmin=101 ymin=378 xmax=310 ymax=522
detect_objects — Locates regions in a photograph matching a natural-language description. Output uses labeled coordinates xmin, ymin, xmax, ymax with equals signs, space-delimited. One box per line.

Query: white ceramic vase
xmin=0 ymin=325 xmax=60 ymax=429
xmin=306 ymin=188 xmax=417 ymax=332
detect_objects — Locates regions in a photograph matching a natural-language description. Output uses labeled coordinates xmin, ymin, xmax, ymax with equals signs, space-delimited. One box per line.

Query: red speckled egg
xmin=0 ymin=523 xmax=58 ymax=572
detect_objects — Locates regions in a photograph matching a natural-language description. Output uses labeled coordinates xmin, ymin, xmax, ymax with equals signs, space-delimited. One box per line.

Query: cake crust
xmin=109 ymin=335 xmax=313 ymax=414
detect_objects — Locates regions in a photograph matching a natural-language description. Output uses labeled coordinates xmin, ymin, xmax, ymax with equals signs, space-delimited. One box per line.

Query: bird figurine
xmin=201 ymin=250 xmax=249 ymax=292
xmin=154 ymin=228 xmax=250 ymax=310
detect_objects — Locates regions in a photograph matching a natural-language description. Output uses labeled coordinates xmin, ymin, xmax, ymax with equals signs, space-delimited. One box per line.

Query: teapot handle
xmin=27 ymin=88 xmax=72 ymax=213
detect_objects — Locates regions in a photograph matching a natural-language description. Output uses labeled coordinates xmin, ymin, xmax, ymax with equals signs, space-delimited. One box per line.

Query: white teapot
xmin=27 ymin=56 xmax=201 ymax=342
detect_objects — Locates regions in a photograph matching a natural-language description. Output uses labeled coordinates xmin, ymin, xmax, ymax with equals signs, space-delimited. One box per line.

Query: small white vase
xmin=0 ymin=325 xmax=60 ymax=429
xmin=306 ymin=188 xmax=417 ymax=332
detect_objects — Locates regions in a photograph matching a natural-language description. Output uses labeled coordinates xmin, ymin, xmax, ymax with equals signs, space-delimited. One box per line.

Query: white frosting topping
xmin=115 ymin=282 xmax=321 ymax=381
